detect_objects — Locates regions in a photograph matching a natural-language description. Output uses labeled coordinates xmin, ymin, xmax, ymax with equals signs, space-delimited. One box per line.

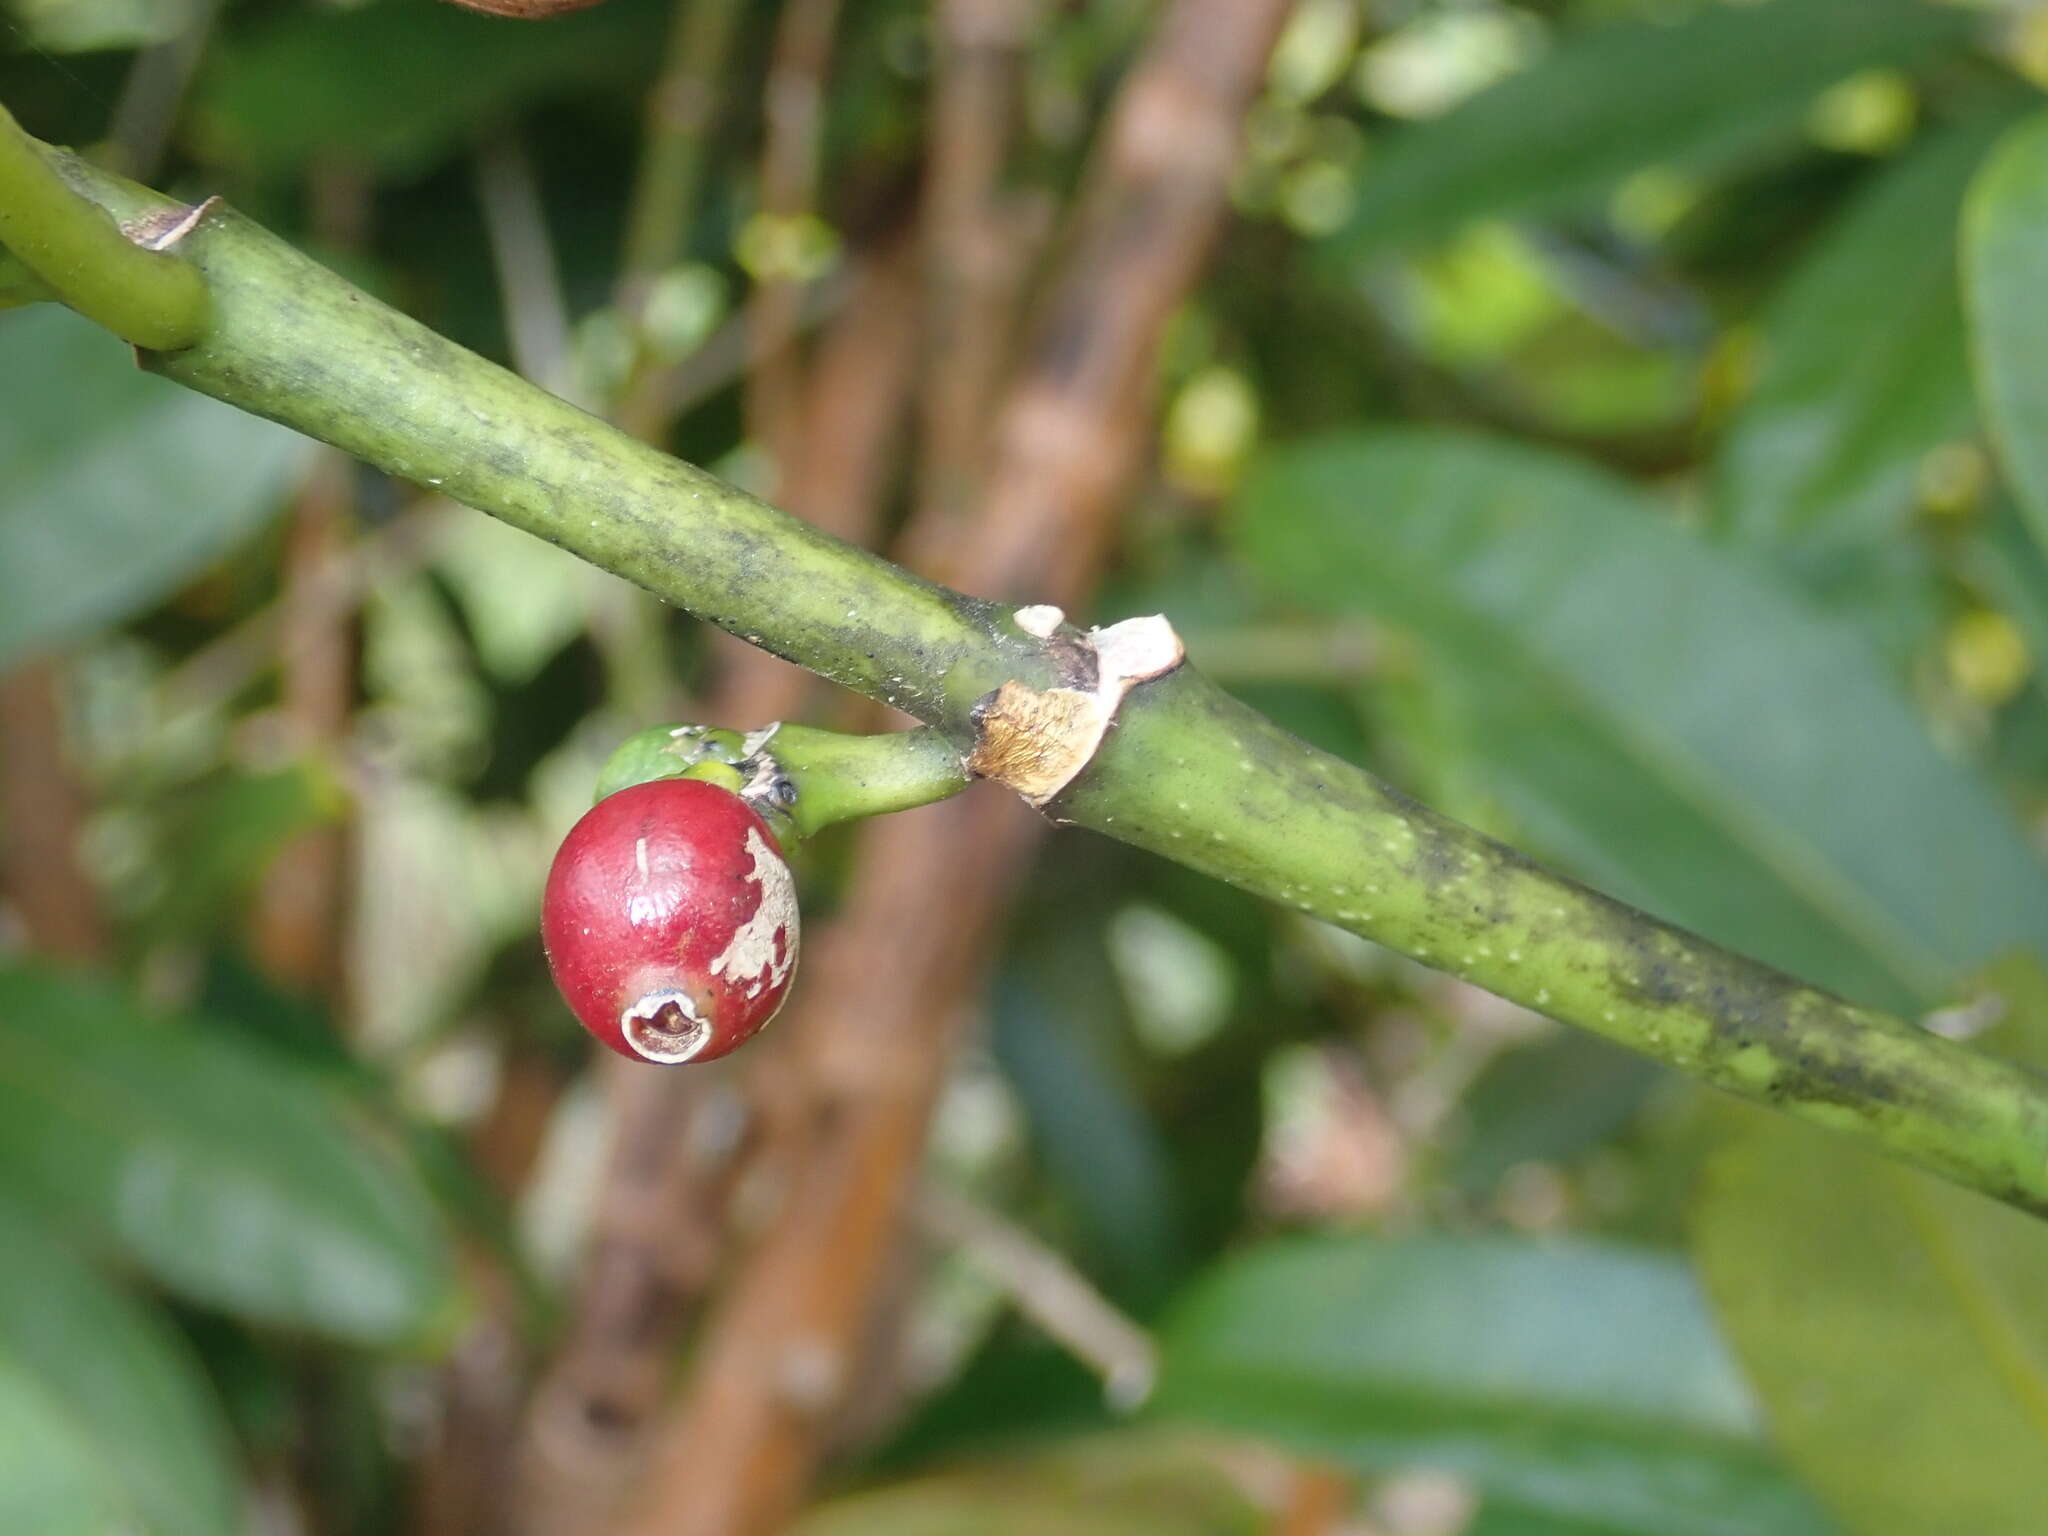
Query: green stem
xmin=0 ymin=244 xmax=56 ymax=308
xmin=753 ymin=724 xmax=970 ymax=839
xmin=0 ymin=105 xmax=206 ymax=349
xmin=594 ymin=720 xmax=969 ymax=842
xmin=19 ymin=140 xmax=2048 ymax=1216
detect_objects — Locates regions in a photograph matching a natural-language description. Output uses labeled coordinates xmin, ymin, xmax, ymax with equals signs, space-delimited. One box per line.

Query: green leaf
xmin=1967 ymin=112 xmax=2048 ymax=565
xmin=0 ymin=1196 xmax=240 ymax=1536
xmin=1718 ymin=115 xmax=2013 ymax=546
xmin=1151 ymin=1235 xmax=1828 ymax=1536
xmin=0 ymin=306 xmax=307 ymax=668
xmin=1233 ymin=429 xmax=2048 ymax=1013
xmin=1692 ymin=1110 xmax=2048 ymax=1535
xmin=191 ymin=0 xmax=670 ymax=178
xmin=1327 ymin=0 xmax=1974 ymax=262
xmin=1452 ymin=1028 xmax=1663 ymax=1196
xmin=1960 ymin=498 xmax=2048 ymax=711
xmin=145 ymin=761 xmax=343 ymax=940
xmin=993 ymin=961 xmax=1187 ymax=1308
xmin=794 ymin=1433 xmax=1259 ymax=1536
xmin=0 ymin=965 xmax=455 ymax=1344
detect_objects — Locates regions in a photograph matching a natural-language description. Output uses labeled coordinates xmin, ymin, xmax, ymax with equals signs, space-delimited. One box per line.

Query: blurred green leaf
xmin=794 ymin=1433 xmax=1258 ymax=1536
xmin=3 ymin=0 xmax=188 ymax=53
xmin=1961 ymin=499 xmax=2048 ymax=711
xmin=0 ymin=966 xmax=455 ymax=1344
xmin=1452 ymin=1028 xmax=1663 ymax=1196
xmin=1234 ymin=430 xmax=2048 ymax=1013
xmin=148 ymin=761 xmax=343 ymax=939
xmin=192 ymin=0 xmax=669 ymax=178
xmin=1151 ymin=1234 xmax=1828 ymax=1536
xmin=0 ymin=1195 xmax=239 ymax=1536
xmin=993 ymin=960 xmax=1187 ymax=1308
xmin=1967 ymin=112 xmax=2048 ymax=566
xmin=1326 ymin=0 xmax=1974 ymax=262
xmin=0 ymin=1365 xmax=128 ymax=1536
xmin=0 ymin=306 xmax=307 ymax=669
xmin=1718 ymin=115 xmax=2011 ymax=546
xmin=1692 ymin=1110 xmax=2048 ymax=1535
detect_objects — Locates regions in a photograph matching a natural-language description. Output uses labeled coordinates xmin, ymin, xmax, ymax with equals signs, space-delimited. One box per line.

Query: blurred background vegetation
xmin=5 ymin=0 xmax=2048 ymax=1532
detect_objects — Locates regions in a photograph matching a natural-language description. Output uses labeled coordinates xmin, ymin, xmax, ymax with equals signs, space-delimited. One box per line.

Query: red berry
xmin=541 ymin=778 xmax=799 ymax=1064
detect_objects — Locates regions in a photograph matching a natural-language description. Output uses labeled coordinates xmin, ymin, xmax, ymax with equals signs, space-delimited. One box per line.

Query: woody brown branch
xmin=620 ymin=3 xmax=1292 ymax=1531
xmin=505 ymin=230 xmax=925 ymax=1536
xmin=0 ymin=660 xmax=106 ymax=963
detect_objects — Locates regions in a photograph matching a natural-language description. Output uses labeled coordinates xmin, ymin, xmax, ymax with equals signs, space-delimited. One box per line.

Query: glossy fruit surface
xmin=541 ymin=777 xmax=799 ymax=1063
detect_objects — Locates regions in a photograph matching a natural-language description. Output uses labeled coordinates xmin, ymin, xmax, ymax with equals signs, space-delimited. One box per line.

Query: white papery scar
xmin=710 ymin=828 xmax=799 ymax=999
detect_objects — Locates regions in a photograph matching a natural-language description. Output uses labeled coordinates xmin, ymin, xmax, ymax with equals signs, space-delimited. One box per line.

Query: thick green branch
xmin=0 ymin=106 xmax=206 ymax=349
xmin=0 ymin=245 xmax=56 ymax=307
xmin=20 ymin=144 xmax=2048 ymax=1216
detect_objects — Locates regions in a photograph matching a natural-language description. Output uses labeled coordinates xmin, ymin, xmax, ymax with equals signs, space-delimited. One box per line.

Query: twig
xmin=475 ymin=130 xmax=579 ymax=401
xmin=0 ymin=106 xmax=205 ymax=348
xmin=507 ymin=224 xmax=924 ymax=1536
xmin=622 ymin=6 xmax=1295 ymax=1532
xmin=972 ymin=0 xmax=1295 ymax=599
xmin=246 ymin=451 xmax=356 ymax=997
xmin=908 ymin=0 xmax=1039 ymax=561
xmin=915 ymin=1183 xmax=1157 ymax=1408
xmin=0 ymin=660 xmax=106 ymax=962
xmin=620 ymin=261 xmax=856 ymax=442
xmin=745 ymin=0 xmax=846 ymax=487
xmin=105 ymin=0 xmax=227 ymax=182
xmin=1181 ymin=620 xmax=1378 ymax=684
xmin=156 ymin=506 xmax=432 ymax=723
xmin=709 ymin=219 xmax=924 ymax=723
xmin=1269 ymin=1464 xmax=1354 ymax=1536
xmin=24 ymin=85 xmax=2048 ymax=1215
xmin=619 ymin=0 xmax=746 ymax=301
xmin=246 ymin=167 xmax=371 ymax=1000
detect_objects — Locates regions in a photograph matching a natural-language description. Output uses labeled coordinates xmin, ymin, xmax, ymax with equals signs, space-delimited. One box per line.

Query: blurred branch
xmin=1269 ymin=1465 xmax=1354 ymax=1536
xmin=1181 ymin=620 xmax=1378 ymax=685
xmin=475 ymin=130 xmax=578 ymax=401
xmin=247 ymin=168 xmax=372 ymax=1001
xmin=157 ymin=506 xmax=432 ymax=723
xmin=711 ymin=219 xmax=924 ymax=722
xmin=609 ymin=0 xmax=748 ymax=442
xmin=431 ymin=0 xmax=607 ymax=19
xmin=620 ymin=260 xmax=856 ymax=442
xmin=0 ymin=102 xmax=206 ymax=348
xmin=247 ymin=452 xmax=356 ymax=997
xmin=507 ymin=222 xmax=924 ymax=1536
xmin=619 ymin=0 xmax=745 ymax=302
xmin=907 ymin=0 xmax=1041 ymax=563
xmin=745 ymin=0 xmax=845 ymax=487
xmin=506 ymin=1066 xmax=752 ymax=1536
xmin=915 ymin=1183 xmax=1157 ymax=1408
xmin=623 ymin=6 xmax=1294 ymax=1532
xmin=105 ymin=0 xmax=226 ymax=182
xmin=23 ymin=95 xmax=2048 ymax=1224
xmin=0 ymin=660 xmax=106 ymax=962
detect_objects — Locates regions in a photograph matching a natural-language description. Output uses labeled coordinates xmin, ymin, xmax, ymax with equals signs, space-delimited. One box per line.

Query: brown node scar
xmin=969 ymin=614 xmax=1184 ymax=806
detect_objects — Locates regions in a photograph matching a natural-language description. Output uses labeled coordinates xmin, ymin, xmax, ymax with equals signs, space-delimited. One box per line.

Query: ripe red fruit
xmin=541 ymin=778 xmax=799 ymax=1064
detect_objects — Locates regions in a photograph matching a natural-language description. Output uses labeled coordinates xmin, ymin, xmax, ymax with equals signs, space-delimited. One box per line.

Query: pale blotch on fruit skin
xmin=621 ymin=989 xmax=713 ymax=1063
xmin=710 ymin=827 xmax=799 ymax=1000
